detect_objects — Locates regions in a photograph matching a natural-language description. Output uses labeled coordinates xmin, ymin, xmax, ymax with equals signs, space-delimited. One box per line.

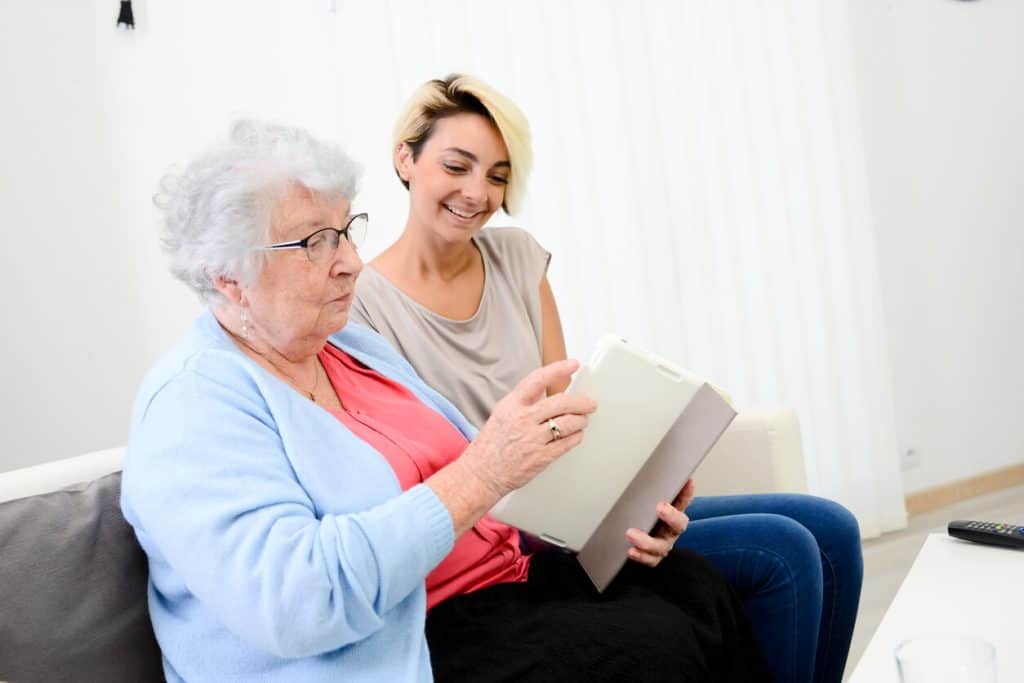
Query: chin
xmin=322 ymin=311 xmax=350 ymax=337
xmin=439 ymin=218 xmax=484 ymax=242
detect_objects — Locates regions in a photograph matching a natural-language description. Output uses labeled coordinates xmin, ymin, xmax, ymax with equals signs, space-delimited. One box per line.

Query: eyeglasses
xmin=260 ymin=213 xmax=368 ymax=263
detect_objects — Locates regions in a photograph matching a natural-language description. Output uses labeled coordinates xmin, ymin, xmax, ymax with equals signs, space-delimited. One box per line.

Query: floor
xmin=843 ymin=482 xmax=1024 ymax=680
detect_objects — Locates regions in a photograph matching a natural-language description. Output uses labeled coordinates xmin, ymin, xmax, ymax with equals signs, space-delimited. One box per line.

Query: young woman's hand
xmin=625 ymin=479 xmax=696 ymax=567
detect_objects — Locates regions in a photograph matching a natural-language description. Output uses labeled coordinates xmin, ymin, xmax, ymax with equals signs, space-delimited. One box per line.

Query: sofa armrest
xmin=0 ymin=445 xmax=161 ymax=682
xmin=0 ymin=446 xmax=126 ymax=503
xmin=692 ymin=408 xmax=808 ymax=496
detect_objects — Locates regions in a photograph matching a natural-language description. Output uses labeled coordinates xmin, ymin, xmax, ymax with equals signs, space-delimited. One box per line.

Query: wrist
xmin=452 ymin=451 xmax=507 ymax=500
xmin=425 ymin=454 xmax=505 ymax=538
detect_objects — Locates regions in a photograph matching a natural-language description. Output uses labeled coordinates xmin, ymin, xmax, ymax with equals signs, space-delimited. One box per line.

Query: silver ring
xmin=547 ymin=418 xmax=563 ymax=442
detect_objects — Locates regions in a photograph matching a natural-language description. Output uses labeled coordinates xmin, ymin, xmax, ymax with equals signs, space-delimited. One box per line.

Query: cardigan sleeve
xmin=121 ymin=364 xmax=454 ymax=659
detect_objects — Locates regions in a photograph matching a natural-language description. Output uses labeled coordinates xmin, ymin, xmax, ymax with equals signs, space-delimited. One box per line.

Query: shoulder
xmin=476 ymin=227 xmax=551 ymax=287
xmin=133 ymin=342 xmax=264 ymax=431
xmin=131 ymin=312 xmax=270 ymax=426
xmin=124 ymin=327 xmax=279 ymax=502
xmin=352 ymin=265 xmax=412 ymax=332
xmin=475 ymin=226 xmax=546 ymax=257
xmin=350 ymin=270 xmax=380 ymax=329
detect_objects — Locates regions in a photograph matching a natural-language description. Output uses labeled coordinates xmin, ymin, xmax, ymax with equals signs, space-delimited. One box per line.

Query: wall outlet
xmin=901 ymin=448 xmax=921 ymax=471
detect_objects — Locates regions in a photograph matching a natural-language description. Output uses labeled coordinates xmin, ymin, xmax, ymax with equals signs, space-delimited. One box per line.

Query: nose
xmin=460 ymin=172 xmax=489 ymax=206
xmin=329 ymin=234 xmax=363 ymax=279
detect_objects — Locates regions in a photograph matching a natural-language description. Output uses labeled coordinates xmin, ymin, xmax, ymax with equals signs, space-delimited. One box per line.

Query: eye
xmin=443 ymin=163 xmax=467 ymax=174
xmin=489 ymin=175 xmax=509 ymax=185
xmin=306 ymin=232 xmax=327 ymax=250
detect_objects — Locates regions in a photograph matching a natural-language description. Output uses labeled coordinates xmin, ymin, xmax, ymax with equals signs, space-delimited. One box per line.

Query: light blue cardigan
xmin=121 ymin=310 xmax=479 ymax=682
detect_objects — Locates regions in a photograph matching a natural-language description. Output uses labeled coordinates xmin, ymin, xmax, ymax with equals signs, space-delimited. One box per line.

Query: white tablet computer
xmin=489 ymin=335 xmax=736 ymax=590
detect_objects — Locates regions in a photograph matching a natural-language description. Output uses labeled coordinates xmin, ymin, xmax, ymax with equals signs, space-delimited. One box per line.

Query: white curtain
xmin=355 ymin=0 xmax=908 ymax=538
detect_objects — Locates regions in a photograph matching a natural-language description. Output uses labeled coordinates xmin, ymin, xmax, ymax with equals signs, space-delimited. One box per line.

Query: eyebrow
xmin=288 ymin=219 xmax=320 ymax=231
xmin=280 ymin=218 xmax=324 ymax=240
xmin=442 ymin=147 xmax=511 ymax=170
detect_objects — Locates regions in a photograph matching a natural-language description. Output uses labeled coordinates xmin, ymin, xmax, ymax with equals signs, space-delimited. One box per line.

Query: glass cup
xmin=895 ymin=634 xmax=997 ymax=683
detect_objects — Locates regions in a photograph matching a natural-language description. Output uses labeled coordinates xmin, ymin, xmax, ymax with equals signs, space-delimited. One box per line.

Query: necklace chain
xmin=223 ymin=319 xmax=323 ymax=403
xmin=307 ymin=364 xmax=320 ymax=402
xmin=279 ymin=358 xmax=320 ymax=402
xmin=234 ymin=332 xmax=320 ymax=401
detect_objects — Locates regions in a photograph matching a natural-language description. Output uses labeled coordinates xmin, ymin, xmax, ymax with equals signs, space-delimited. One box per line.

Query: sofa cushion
xmin=0 ymin=471 xmax=163 ymax=682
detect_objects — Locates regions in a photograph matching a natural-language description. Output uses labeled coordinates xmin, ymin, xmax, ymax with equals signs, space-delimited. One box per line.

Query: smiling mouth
xmin=444 ymin=204 xmax=481 ymax=220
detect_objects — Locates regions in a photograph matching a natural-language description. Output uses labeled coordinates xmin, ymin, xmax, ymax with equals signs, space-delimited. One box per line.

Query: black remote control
xmin=948 ymin=520 xmax=1024 ymax=549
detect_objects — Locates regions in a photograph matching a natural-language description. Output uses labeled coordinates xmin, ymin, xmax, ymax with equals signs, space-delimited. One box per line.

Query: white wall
xmin=0 ymin=2 xmax=147 ymax=470
xmin=0 ymin=1 xmax=391 ymax=470
xmin=846 ymin=0 xmax=1024 ymax=493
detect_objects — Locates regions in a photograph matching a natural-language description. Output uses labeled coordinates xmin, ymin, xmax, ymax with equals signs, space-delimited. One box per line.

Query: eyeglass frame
xmin=258 ymin=212 xmax=368 ymax=261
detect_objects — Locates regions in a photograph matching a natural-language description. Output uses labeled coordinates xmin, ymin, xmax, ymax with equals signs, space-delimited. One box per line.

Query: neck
xmin=386 ymin=219 xmax=478 ymax=282
xmin=213 ymin=305 xmax=323 ymax=393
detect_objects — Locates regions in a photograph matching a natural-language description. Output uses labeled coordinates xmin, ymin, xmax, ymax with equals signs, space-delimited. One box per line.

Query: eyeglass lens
xmin=306 ymin=214 xmax=368 ymax=262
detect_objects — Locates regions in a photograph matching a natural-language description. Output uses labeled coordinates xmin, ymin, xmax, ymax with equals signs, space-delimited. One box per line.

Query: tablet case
xmin=489 ymin=335 xmax=736 ymax=591
xmin=576 ymin=383 xmax=736 ymax=591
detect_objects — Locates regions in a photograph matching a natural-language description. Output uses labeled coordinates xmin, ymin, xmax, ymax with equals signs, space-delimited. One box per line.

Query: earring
xmin=240 ymin=308 xmax=251 ymax=339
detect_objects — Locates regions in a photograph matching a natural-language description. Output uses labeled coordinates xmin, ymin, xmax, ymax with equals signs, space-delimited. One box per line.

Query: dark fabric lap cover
xmin=0 ymin=472 xmax=164 ymax=682
xmin=427 ymin=548 xmax=774 ymax=682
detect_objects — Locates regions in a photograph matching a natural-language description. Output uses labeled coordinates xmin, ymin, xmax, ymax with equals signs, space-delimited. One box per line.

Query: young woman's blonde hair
xmin=392 ymin=74 xmax=532 ymax=215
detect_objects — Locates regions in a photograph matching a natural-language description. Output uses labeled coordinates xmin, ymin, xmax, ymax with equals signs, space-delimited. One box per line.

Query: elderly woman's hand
xmin=625 ymin=479 xmax=696 ymax=568
xmin=459 ymin=359 xmax=597 ymax=498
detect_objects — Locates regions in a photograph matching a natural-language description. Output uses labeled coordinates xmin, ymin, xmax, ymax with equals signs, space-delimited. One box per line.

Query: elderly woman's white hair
xmin=156 ymin=120 xmax=361 ymax=305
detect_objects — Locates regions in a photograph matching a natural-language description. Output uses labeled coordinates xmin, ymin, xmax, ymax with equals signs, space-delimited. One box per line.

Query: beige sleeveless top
xmin=350 ymin=227 xmax=551 ymax=429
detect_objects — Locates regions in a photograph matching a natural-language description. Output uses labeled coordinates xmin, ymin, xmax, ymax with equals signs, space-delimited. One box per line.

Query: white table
xmin=850 ymin=533 xmax=1024 ymax=682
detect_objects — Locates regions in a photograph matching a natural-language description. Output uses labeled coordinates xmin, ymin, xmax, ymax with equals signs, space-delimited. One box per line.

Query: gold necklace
xmin=281 ymin=359 xmax=320 ymax=402
xmin=255 ymin=346 xmax=321 ymax=402
xmin=307 ymin=363 xmax=320 ymax=402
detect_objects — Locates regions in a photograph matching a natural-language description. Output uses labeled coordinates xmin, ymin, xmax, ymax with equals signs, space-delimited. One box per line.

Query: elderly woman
xmin=351 ymin=74 xmax=864 ymax=683
xmin=121 ymin=121 xmax=770 ymax=682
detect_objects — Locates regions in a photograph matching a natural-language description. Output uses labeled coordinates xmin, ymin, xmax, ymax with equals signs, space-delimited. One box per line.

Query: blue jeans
xmin=675 ymin=494 xmax=863 ymax=683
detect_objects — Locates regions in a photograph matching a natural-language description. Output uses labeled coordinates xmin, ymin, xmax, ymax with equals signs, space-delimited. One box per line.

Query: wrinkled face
xmin=398 ymin=112 xmax=510 ymax=241
xmin=243 ymin=184 xmax=362 ymax=356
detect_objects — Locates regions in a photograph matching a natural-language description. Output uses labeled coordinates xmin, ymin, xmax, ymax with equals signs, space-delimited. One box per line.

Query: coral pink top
xmin=318 ymin=343 xmax=531 ymax=610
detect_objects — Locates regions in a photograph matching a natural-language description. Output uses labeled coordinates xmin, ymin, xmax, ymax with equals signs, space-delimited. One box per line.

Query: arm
xmin=123 ymin=372 xmax=452 ymax=659
xmin=539 ymin=275 xmax=570 ymax=395
xmin=124 ymin=360 xmax=595 ymax=657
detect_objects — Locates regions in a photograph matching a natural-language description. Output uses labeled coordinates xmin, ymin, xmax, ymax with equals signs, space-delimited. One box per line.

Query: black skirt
xmin=426 ymin=548 xmax=773 ymax=682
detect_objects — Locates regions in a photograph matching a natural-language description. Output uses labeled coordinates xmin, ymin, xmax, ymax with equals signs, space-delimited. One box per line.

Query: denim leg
xmin=683 ymin=494 xmax=864 ymax=683
xmin=675 ymin=512 xmax=823 ymax=683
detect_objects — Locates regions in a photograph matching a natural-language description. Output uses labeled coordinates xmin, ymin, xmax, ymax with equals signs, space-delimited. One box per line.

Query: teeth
xmin=445 ymin=204 xmax=476 ymax=219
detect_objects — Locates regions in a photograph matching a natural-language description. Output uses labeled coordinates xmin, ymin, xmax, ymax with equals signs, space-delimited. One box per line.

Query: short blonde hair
xmin=392 ymin=74 xmax=532 ymax=215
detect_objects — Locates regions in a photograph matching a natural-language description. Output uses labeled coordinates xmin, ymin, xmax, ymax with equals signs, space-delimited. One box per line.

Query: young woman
xmin=351 ymin=74 xmax=863 ymax=683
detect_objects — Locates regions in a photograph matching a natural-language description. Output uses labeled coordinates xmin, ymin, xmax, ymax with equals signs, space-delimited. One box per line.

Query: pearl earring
xmin=240 ymin=308 xmax=251 ymax=339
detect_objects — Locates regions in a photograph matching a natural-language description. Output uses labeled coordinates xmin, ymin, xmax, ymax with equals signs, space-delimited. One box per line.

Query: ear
xmin=394 ymin=142 xmax=414 ymax=183
xmin=211 ymin=273 xmax=245 ymax=307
